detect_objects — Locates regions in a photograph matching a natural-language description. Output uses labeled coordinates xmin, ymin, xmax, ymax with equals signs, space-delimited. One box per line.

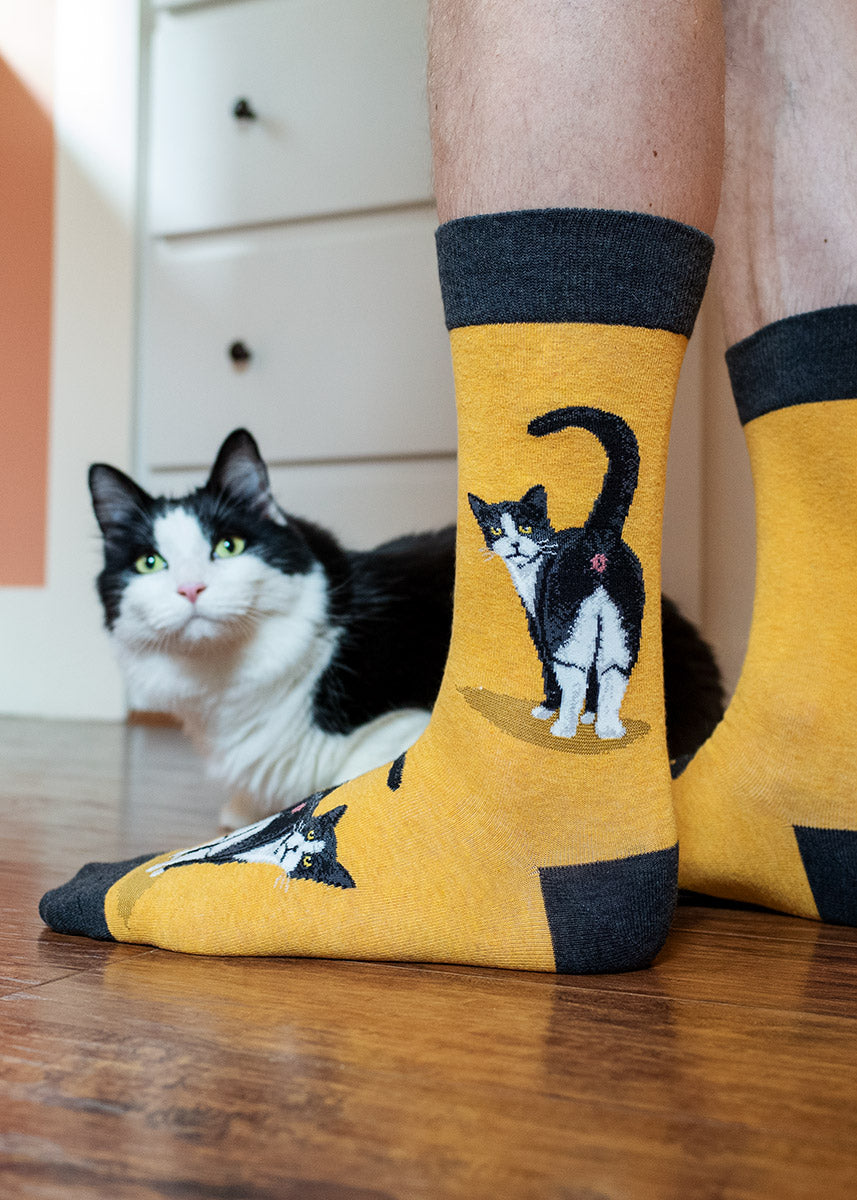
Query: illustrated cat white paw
xmin=580 ymin=711 xmax=596 ymax=725
xmin=531 ymin=704 xmax=555 ymax=720
xmin=595 ymin=719 xmax=626 ymax=740
xmin=550 ymin=718 xmax=578 ymax=739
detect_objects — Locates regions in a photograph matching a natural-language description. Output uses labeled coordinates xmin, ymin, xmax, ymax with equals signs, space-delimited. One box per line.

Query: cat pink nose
xmin=177 ymin=582 xmax=207 ymax=604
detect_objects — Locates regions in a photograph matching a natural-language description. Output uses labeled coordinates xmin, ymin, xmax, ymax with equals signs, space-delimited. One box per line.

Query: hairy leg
xmin=716 ymin=0 xmax=857 ymax=343
xmin=429 ymin=0 xmax=724 ymax=230
xmin=675 ymin=0 xmax=857 ymax=924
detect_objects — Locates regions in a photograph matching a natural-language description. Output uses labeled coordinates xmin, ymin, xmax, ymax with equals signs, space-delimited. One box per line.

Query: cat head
xmin=89 ymin=429 xmax=321 ymax=651
xmin=468 ymin=485 xmax=554 ymax=565
xmin=285 ymin=799 xmax=355 ymax=889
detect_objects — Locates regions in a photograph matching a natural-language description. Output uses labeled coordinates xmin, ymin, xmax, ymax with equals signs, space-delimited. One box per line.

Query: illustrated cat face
xmin=89 ymin=430 xmax=317 ymax=652
xmin=468 ymin=485 xmax=554 ymax=565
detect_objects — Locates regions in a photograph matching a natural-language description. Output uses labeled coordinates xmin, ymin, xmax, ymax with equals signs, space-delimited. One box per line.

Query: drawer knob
xmin=228 ymin=340 xmax=252 ymax=365
xmin=232 ymin=97 xmax=257 ymax=121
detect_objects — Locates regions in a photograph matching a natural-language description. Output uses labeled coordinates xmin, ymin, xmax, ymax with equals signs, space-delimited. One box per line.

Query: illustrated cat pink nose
xmin=177 ymin=582 xmax=207 ymax=603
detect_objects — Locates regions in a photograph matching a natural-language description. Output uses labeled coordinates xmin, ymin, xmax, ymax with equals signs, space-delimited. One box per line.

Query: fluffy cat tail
xmin=528 ymin=406 xmax=640 ymax=538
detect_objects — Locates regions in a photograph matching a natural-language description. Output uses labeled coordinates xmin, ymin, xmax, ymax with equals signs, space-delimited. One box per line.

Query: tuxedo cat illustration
xmin=469 ymin=405 xmax=645 ymax=741
xmin=147 ymin=789 xmax=355 ymax=889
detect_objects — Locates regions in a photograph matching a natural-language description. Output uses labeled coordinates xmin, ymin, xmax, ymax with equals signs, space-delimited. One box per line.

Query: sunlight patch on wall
xmin=0 ymin=1 xmax=56 ymax=586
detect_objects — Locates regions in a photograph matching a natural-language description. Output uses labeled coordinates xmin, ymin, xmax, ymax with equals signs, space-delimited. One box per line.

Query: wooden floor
xmin=2 ymin=716 xmax=856 ymax=1200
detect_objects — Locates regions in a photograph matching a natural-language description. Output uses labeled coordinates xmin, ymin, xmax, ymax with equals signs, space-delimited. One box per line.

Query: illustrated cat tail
xmin=528 ymin=406 xmax=640 ymax=539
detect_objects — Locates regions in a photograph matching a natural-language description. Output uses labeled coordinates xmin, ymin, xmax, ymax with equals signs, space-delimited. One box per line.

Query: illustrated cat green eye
xmin=302 ymin=855 xmax=313 ymax=868
xmin=213 ymin=536 xmax=246 ymax=559
xmin=306 ymin=829 xmax=315 ymax=840
xmin=518 ymin=524 xmax=533 ymax=534
xmin=490 ymin=526 xmax=502 ymax=537
xmin=134 ymin=552 xmax=167 ymax=574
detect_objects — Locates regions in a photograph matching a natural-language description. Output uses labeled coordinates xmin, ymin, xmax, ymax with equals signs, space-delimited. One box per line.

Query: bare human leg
xmin=429 ymin=0 xmax=723 ymax=229
xmin=674 ymin=0 xmax=857 ymax=925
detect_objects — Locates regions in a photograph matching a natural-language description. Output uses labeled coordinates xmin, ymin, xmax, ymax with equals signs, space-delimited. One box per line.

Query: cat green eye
xmin=134 ymin=552 xmax=167 ymax=574
xmin=518 ymin=524 xmax=533 ymax=534
xmin=213 ymin=536 xmax=246 ymax=559
xmin=489 ymin=526 xmax=502 ymax=537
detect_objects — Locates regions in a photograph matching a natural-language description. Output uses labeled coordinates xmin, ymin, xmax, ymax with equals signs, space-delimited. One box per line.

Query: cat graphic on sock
xmin=148 ymin=788 xmax=355 ymax=890
xmin=469 ymin=406 xmax=644 ymax=741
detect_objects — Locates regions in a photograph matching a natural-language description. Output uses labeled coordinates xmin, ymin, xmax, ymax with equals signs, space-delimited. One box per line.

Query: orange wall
xmin=0 ymin=3 xmax=55 ymax=586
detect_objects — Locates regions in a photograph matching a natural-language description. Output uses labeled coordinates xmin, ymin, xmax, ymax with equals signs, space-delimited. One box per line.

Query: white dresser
xmin=137 ymin=0 xmax=457 ymax=546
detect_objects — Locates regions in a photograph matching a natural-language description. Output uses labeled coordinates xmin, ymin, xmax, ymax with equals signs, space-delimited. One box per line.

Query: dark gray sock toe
xmin=39 ymin=854 xmax=156 ymax=940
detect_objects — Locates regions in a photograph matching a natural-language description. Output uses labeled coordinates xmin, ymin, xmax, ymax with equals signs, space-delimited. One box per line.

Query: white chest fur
xmin=495 ymin=512 xmax=543 ymax=616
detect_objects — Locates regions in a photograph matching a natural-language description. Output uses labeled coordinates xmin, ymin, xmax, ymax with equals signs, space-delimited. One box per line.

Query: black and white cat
xmin=470 ymin=405 xmax=653 ymax=741
xmin=89 ymin=427 xmax=721 ymax=827
xmin=89 ymin=430 xmax=453 ymax=827
xmin=147 ymin=788 xmax=355 ymax=889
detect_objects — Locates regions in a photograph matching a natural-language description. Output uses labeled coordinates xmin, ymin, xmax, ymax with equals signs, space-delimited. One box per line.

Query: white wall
xmin=0 ymin=1 xmax=140 ymax=720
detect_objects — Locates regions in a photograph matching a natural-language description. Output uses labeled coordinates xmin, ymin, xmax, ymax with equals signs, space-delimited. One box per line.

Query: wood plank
xmin=0 ymin=719 xmax=216 ymax=991
xmin=1 ymin=954 xmax=854 ymax=1200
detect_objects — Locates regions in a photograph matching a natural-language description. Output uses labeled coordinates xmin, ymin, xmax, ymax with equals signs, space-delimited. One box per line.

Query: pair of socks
xmin=40 ymin=209 xmax=857 ymax=972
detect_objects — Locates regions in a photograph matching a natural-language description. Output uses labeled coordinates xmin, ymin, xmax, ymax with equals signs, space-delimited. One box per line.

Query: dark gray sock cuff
xmin=726 ymin=305 xmax=857 ymax=426
xmin=435 ymin=208 xmax=714 ymax=337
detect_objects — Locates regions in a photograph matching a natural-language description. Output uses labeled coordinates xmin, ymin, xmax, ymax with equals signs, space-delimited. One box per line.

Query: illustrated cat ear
xmin=206 ymin=429 xmax=288 ymax=525
xmin=468 ymin=493 xmax=488 ymax=522
xmin=520 ymin=484 xmax=548 ymax=514
xmin=88 ymin=463 xmax=154 ymax=535
xmin=324 ymin=861 xmax=356 ymax=890
xmin=321 ymin=804 xmax=348 ymax=828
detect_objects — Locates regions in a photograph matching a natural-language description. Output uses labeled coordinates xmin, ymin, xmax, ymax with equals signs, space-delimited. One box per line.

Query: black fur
xmin=312 ymin=527 xmax=454 ymax=735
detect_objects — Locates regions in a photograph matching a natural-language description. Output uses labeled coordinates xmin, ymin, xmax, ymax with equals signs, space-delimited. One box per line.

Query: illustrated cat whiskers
xmin=469 ymin=405 xmax=646 ymax=741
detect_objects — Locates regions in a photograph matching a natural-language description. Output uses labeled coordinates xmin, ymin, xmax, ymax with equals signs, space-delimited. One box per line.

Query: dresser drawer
xmin=139 ymin=208 xmax=456 ymax=468
xmin=147 ymin=0 xmax=433 ymax=235
xmin=146 ymin=456 xmax=457 ymax=549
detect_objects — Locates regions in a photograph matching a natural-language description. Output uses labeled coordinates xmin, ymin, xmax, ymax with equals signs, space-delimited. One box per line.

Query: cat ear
xmin=206 ymin=429 xmax=287 ymax=526
xmin=324 ymin=861 xmax=356 ymax=889
xmin=88 ymin=464 xmax=154 ymax=534
xmin=468 ymin=493 xmax=488 ymax=522
xmin=520 ymin=484 xmax=548 ymax=514
xmin=321 ymin=804 xmax=348 ymax=829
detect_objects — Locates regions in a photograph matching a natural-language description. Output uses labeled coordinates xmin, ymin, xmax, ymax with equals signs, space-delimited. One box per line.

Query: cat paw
xmin=595 ymin=719 xmax=626 ymax=740
xmin=580 ymin=711 xmax=596 ymax=725
xmin=532 ymin=705 xmax=556 ymax=720
xmin=550 ymin=719 xmax=578 ymax=739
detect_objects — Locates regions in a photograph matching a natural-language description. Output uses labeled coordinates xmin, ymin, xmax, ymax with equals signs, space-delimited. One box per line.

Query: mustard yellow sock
xmin=40 ymin=209 xmax=713 ymax=972
xmin=674 ymin=306 xmax=857 ymax=924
